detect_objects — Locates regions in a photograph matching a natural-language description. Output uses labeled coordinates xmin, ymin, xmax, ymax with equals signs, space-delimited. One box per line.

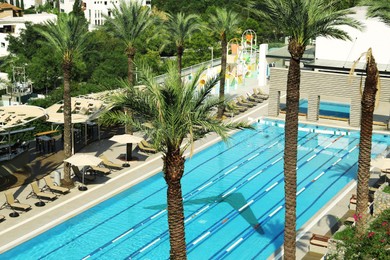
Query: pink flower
xmin=382 ymin=221 xmax=388 ymax=227
xmin=367 ymin=232 xmax=375 ymax=238
xmin=354 ymin=213 xmax=362 ymax=222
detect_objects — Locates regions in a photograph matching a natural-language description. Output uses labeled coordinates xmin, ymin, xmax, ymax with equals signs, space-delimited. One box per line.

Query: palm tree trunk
xmin=163 ymin=148 xmax=186 ymax=259
xmin=177 ymin=45 xmax=184 ymax=78
xmin=62 ymin=62 xmax=74 ymax=187
xmin=283 ymin=40 xmax=305 ymax=260
xmin=127 ymin=49 xmax=135 ymax=87
xmin=355 ymin=51 xmax=378 ymax=237
xmin=217 ymin=34 xmax=227 ymax=118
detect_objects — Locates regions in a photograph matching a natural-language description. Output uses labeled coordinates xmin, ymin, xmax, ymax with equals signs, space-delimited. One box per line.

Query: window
xmin=1 ymin=42 xmax=5 ymax=48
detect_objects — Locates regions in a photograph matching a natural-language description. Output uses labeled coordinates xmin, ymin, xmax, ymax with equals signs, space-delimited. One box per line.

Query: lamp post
xmin=208 ymin=46 xmax=214 ymax=68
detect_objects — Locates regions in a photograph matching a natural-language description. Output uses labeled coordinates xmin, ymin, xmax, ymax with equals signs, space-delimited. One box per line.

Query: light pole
xmin=208 ymin=46 xmax=214 ymax=68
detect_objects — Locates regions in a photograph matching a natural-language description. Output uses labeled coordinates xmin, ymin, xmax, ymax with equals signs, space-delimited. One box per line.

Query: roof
xmin=0 ymin=105 xmax=47 ymax=131
xmin=45 ymin=92 xmax=113 ymax=124
xmin=267 ymin=45 xmax=315 ymax=61
xmin=0 ymin=3 xmax=22 ymax=11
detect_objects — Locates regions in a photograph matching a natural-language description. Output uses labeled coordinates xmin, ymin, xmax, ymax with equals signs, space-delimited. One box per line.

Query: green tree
xmin=35 ymin=13 xmax=89 ymax=187
xmin=164 ymin=12 xmax=200 ymax=76
xmin=207 ymin=8 xmax=241 ymax=118
xmin=365 ymin=0 xmax=390 ymax=26
xmin=103 ymin=0 xmax=158 ymax=86
xmin=353 ymin=49 xmax=379 ymax=236
xmin=257 ymin=1 xmax=361 ymax=258
xmin=101 ymin=62 xmax=249 ymax=259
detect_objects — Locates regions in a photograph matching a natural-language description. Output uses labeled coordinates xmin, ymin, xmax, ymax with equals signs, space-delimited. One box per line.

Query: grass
xmin=383 ymin=185 xmax=390 ymax=194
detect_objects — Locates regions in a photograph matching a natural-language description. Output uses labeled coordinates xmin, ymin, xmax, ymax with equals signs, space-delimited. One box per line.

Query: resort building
xmin=0 ymin=4 xmax=56 ymax=58
xmin=267 ymin=6 xmax=390 ymax=128
xmin=60 ymin=0 xmax=151 ymax=29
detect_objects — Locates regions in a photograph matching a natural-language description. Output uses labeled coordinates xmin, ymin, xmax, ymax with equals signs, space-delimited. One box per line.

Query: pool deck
xmin=0 ymin=78 xmax=389 ymax=259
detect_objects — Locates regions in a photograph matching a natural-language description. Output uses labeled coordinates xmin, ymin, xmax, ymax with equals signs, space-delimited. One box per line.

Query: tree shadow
xmin=145 ymin=192 xmax=265 ymax=235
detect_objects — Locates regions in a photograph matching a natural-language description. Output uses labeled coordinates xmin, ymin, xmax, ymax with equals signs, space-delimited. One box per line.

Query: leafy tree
xmin=35 ymin=13 xmax=89 ymax=187
xmin=365 ymin=0 xmax=390 ymax=26
xmin=256 ymin=0 xmax=361 ymax=258
xmin=164 ymin=12 xmax=201 ymax=76
xmin=207 ymin=8 xmax=241 ymax=118
xmin=101 ymin=62 xmax=249 ymax=259
xmin=103 ymin=0 xmax=158 ymax=86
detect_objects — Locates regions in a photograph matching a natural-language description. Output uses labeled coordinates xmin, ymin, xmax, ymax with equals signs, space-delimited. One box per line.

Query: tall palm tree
xmin=36 ymin=13 xmax=89 ymax=187
xmin=208 ymin=8 xmax=241 ymax=119
xmin=101 ymin=62 xmax=249 ymax=259
xmin=353 ymin=53 xmax=379 ymax=237
xmin=104 ymin=0 xmax=157 ymax=86
xmin=257 ymin=1 xmax=361 ymax=258
xmin=164 ymin=12 xmax=201 ymax=76
xmin=365 ymin=0 xmax=390 ymax=26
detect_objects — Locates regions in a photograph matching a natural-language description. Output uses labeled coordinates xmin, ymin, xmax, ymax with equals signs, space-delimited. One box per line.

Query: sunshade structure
xmin=109 ymin=134 xmax=143 ymax=161
xmin=0 ymin=105 xmax=47 ymax=131
xmin=45 ymin=93 xmax=113 ymax=154
xmin=64 ymin=153 xmax=102 ymax=190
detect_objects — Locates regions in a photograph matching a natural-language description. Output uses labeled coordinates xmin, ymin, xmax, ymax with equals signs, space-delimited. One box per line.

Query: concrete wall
xmin=268 ymin=68 xmax=390 ymax=127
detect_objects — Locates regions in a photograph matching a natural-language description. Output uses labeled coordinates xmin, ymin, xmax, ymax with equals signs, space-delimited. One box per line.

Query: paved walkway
xmin=0 ymin=77 xmax=389 ymax=259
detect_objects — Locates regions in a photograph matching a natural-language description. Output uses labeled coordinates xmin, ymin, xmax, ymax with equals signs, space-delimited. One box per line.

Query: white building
xmin=0 ymin=5 xmax=56 ymax=57
xmin=315 ymin=6 xmax=390 ymax=65
xmin=60 ymin=0 xmax=151 ymax=30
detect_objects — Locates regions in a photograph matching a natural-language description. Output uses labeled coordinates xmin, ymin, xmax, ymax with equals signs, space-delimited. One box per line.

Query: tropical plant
xmin=164 ymin=12 xmax=201 ymax=76
xmin=352 ymin=48 xmax=379 ymax=237
xmin=103 ymin=0 xmax=158 ymax=86
xmin=207 ymin=8 xmax=241 ymax=118
xmin=35 ymin=13 xmax=89 ymax=187
xmin=256 ymin=1 xmax=362 ymax=258
xmin=100 ymin=61 xmax=249 ymax=259
xmin=365 ymin=0 xmax=390 ymax=26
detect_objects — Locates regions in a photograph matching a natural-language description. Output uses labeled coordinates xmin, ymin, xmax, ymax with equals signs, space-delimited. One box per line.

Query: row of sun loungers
xmin=224 ymin=89 xmax=269 ymax=118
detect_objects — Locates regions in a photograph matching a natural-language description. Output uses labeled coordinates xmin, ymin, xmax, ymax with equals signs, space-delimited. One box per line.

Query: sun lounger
xmin=138 ymin=140 xmax=157 ymax=154
xmin=27 ymin=181 xmax=57 ymax=201
xmin=1 ymin=192 xmax=31 ymax=212
xmin=246 ymin=92 xmax=263 ymax=103
xmin=72 ymin=165 xmax=96 ymax=183
xmin=99 ymin=155 xmax=123 ymax=170
xmin=236 ymin=96 xmax=256 ymax=107
xmin=42 ymin=176 xmax=70 ymax=195
xmin=253 ymin=88 xmax=269 ymax=99
xmin=309 ymin=233 xmax=330 ymax=254
xmin=89 ymin=165 xmax=111 ymax=175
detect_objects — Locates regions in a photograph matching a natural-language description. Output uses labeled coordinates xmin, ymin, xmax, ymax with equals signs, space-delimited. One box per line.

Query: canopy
xmin=109 ymin=134 xmax=143 ymax=144
xmin=64 ymin=153 xmax=102 ymax=167
xmin=0 ymin=105 xmax=47 ymax=131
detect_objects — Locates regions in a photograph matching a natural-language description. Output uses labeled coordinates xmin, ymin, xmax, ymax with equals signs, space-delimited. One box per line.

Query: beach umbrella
xmin=64 ymin=153 xmax=102 ymax=190
xmin=109 ymin=134 xmax=143 ymax=161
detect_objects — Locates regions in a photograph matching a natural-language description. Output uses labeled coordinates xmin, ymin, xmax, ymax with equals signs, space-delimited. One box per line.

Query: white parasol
xmin=109 ymin=134 xmax=143 ymax=161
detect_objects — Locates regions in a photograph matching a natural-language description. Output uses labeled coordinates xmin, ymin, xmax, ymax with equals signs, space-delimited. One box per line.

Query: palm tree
xmin=257 ymin=1 xmax=361 ymax=258
xmin=354 ymin=49 xmax=379 ymax=237
xmin=36 ymin=13 xmax=89 ymax=187
xmin=101 ymin=62 xmax=249 ymax=259
xmin=103 ymin=0 xmax=157 ymax=86
xmin=365 ymin=0 xmax=390 ymax=26
xmin=207 ymin=8 xmax=241 ymax=119
xmin=164 ymin=12 xmax=201 ymax=76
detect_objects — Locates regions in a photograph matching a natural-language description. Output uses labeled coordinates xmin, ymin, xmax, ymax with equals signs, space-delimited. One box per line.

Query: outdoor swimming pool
xmin=2 ymin=119 xmax=390 ymax=259
xmin=281 ymin=99 xmax=351 ymax=119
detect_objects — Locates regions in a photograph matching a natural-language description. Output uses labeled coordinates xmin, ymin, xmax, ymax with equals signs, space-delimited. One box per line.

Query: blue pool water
xmin=281 ymin=99 xmax=351 ymax=119
xmin=2 ymin=119 xmax=390 ymax=259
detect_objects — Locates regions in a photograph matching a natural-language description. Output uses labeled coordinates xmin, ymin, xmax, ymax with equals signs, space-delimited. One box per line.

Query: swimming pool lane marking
xmin=192 ymin=231 xmax=211 ymax=245
xmin=129 ymin=133 xmax=335 ymax=258
xmin=190 ymin=136 xmax=360 ymax=258
xmin=265 ymin=182 xmax=278 ymax=192
xmin=211 ymin=140 xmax=362 ymax=259
xmin=124 ymin=132 xmax=319 ymax=259
xmin=79 ymin=128 xmax=290 ymax=259
xmin=238 ymin=200 xmax=254 ymax=212
xmin=232 ymin=139 xmax=374 ymax=260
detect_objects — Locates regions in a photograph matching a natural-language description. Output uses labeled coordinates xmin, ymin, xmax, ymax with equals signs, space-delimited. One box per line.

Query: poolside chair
xmin=138 ymin=140 xmax=157 ymax=154
xmin=42 ymin=176 xmax=70 ymax=195
xmin=0 ymin=214 xmax=5 ymax=222
xmin=253 ymin=88 xmax=269 ymax=100
xmin=309 ymin=233 xmax=330 ymax=254
xmin=1 ymin=192 xmax=31 ymax=212
xmin=89 ymin=165 xmax=111 ymax=175
xmin=246 ymin=92 xmax=263 ymax=103
xmin=236 ymin=96 xmax=256 ymax=108
xmin=72 ymin=165 xmax=96 ymax=183
xmin=27 ymin=181 xmax=57 ymax=201
xmin=99 ymin=155 xmax=123 ymax=170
